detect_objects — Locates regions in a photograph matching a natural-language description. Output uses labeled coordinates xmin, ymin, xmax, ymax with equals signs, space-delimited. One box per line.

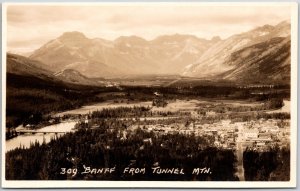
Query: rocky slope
xmin=28 ymin=21 xmax=291 ymax=84
xmin=183 ymin=21 xmax=291 ymax=83
xmin=29 ymin=32 xmax=220 ymax=77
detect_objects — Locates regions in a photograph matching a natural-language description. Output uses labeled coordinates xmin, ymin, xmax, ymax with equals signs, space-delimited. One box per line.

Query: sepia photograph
xmin=1 ymin=2 xmax=298 ymax=188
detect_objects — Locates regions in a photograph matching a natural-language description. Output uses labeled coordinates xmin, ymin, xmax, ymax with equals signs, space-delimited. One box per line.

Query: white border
xmin=1 ymin=2 xmax=298 ymax=188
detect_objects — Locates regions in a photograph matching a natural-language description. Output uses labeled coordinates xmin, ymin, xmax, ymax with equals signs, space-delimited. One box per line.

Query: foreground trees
xmin=243 ymin=146 xmax=290 ymax=181
xmin=6 ymin=122 xmax=237 ymax=181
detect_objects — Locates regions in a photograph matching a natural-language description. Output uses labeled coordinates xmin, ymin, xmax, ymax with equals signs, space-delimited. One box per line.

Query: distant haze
xmin=7 ymin=4 xmax=291 ymax=53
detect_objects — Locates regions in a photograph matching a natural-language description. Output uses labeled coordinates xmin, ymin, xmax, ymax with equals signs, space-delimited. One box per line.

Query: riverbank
xmin=6 ymin=121 xmax=77 ymax=152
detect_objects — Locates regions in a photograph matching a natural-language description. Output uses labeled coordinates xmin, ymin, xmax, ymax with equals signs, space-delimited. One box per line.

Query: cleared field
xmin=151 ymin=99 xmax=207 ymax=112
xmin=54 ymin=99 xmax=289 ymax=117
xmin=215 ymin=100 xmax=264 ymax=107
xmin=55 ymin=101 xmax=152 ymax=116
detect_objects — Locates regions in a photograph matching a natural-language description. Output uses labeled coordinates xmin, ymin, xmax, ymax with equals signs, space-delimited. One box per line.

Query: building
xmin=244 ymin=129 xmax=259 ymax=140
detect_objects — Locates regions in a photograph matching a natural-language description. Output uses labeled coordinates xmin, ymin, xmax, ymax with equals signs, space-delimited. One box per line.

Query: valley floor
xmin=5 ymin=97 xmax=291 ymax=181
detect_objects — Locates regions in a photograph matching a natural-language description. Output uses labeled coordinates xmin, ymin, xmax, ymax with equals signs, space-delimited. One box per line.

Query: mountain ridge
xmin=182 ymin=20 xmax=290 ymax=83
xmin=7 ymin=53 xmax=104 ymax=86
xmin=26 ymin=20 xmax=291 ymax=84
xmin=29 ymin=31 xmax=222 ymax=77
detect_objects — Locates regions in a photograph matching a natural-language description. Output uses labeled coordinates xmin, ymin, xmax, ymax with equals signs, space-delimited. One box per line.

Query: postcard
xmin=1 ymin=2 xmax=298 ymax=188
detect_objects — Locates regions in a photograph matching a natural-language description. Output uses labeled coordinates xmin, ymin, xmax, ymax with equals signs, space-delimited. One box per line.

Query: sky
xmin=6 ymin=4 xmax=292 ymax=53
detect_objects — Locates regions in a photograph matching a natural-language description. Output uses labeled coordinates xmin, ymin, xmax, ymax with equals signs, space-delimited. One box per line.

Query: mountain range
xmin=28 ymin=32 xmax=220 ymax=78
xmin=183 ymin=21 xmax=290 ymax=80
xmin=7 ymin=53 xmax=102 ymax=86
xmin=8 ymin=20 xmax=291 ymax=85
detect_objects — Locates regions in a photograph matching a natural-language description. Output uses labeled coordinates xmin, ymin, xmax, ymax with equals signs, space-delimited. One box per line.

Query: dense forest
xmin=243 ymin=146 xmax=290 ymax=181
xmin=6 ymin=104 xmax=290 ymax=181
xmin=6 ymin=71 xmax=291 ymax=181
xmin=6 ymin=71 xmax=290 ymax=129
xmin=6 ymin=123 xmax=238 ymax=181
xmin=6 ymin=73 xmax=114 ymax=128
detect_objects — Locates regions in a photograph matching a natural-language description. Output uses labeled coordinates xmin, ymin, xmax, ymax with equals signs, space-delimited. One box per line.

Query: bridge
xmin=15 ymin=130 xmax=69 ymax=135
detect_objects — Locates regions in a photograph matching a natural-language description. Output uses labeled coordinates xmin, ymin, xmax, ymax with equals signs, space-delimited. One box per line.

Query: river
xmin=6 ymin=121 xmax=76 ymax=152
xmin=6 ymin=101 xmax=153 ymax=152
xmin=6 ymin=99 xmax=290 ymax=154
xmin=267 ymin=100 xmax=290 ymax=113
